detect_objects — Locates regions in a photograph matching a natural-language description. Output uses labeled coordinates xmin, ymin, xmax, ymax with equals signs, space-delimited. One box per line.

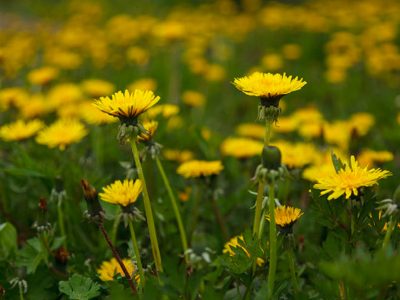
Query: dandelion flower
xmin=233 ymin=72 xmax=306 ymax=99
xmin=137 ymin=120 xmax=158 ymax=142
xmin=146 ymin=104 xmax=179 ymax=119
xmin=99 ymin=179 xmax=143 ymax=207
xmin=314 ymin=156 xmax=391 ymax=200
xmin=266 ymin=205 xmax=303 ymax=229
xmin=223 ymin=235 xmax=264 ymax=266
xmin=177 ymin=160 xmax=223 ymax=178
xmin=97 ymin=258 xmax=139 ymax=282
xmin=81 ymin=79 xmax=115 ymax=97
xmin=182 ymin=90 xmax=206 ymax=108
xmin=0 ymin=119 xmax=44 ymax=141
xmin=94 ymin=89 xmax=160 ymax=123
xmin=163 ymin=149 xmax=194 ymax=163
xmin=357 ymin=149 xmax=393 ymax=167
xmin=27 ymin=66 xmax=59 ymax=86
xmin=36 ymin=119 xmax=87 ymax=150
xmin=220 ymin=137 xmax=263 ymax=158
xmin=235 ymin=123 xmax=265 ymax=139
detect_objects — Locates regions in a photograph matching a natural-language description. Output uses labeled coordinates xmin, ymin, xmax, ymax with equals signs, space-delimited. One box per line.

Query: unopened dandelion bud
xmin=81 ymin=179 xmax=104 ymax=222
xmin=261 ymin=145 xmax=282 ymax=170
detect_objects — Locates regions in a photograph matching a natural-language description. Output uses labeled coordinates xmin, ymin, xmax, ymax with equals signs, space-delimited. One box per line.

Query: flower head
xmin=137 ymin=120 xmax=158 ymax=142
xmin=94 ymin=89 xmax=160 ymax=123
xmin=266 ymin=205 xmax=303 ymax=229
xmin=220 ymin=137 xmax=263 ymax=158
xmin=97 ymin=258 xmax=139 ymax=282
xmin=0 ymin=119 xmax=44 ymax=141
xmin=233 ymin=72 xmax=306 ymax=99
xmin=99 ymin=179 xmax=143 ymax=207
xmin=314 ymin=155 xmax=391 ymax=200
xmin=177 ymin=160 xmax=223 ymax=178
xmin=223 ymin=235 xmax=264 ymax=266
xmin=36 ymin=119 xmax=87 ymax=150
xmin=27 ymin=66 xmax=59 ymax=86
xmin=81 ymin=79 xmax=115 ymax=97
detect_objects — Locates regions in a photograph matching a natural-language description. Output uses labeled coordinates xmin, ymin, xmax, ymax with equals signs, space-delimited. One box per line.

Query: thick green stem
xmin=130 ymin=140 xmax=163 ymax=273
xmin=57 ymin=198 xmax=67 ymax=249
xmin=382 ymin=217 xmax=395 ymax=249
xmin=267 ymin=179 xmax=277 ymax=299
xmin=253 ymin=181 xmax=265 ymax=236
xmin=264 ymin=119 xmax=273 ymax=146
xmin=155 ymin=157 xmax=189 ymax=263
xmin=111 ymin=210 xmax=121 ymax=245
xmin=19 ymin=283 xmax=24 ymax=300
xmin=128 ymin=221 xmax=145 ymax=286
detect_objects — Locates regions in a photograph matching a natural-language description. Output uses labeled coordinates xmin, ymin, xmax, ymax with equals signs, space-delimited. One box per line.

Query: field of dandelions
xmin=1 ymin=0 xmax=400 ymax=299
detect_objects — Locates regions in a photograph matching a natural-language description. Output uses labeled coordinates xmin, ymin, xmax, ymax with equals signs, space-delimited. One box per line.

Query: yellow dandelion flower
xmin=0 ymin=87 xmax=29 ymax=110
xmin=349 ymin=112 xmax=375 ymax=136
xmin=127 ymin=78 xmax=157 ymax=92
xmin=220 ymin=137 xmax=263 ymax=158
xmin=266 ymin=205 xmax=303 ymax=228
xmin=99 ymin=179 xmax=143 ymax=207
xmin=27 ymin=66 xmax=59 ymax=86
xmin=233 ymin=72 xmax=306 ymax=99
xmin=81 ymin=79 xmax=115 ymax=97
xmin=261 ymin=53 xmax=283 ymax=71
xmin=357 ymin=149 xmax=393 ymax=167
xmin=274 ymin=116 xmax=299 ymax=133
xmin=0 ymin=119 xmax=44 ymax=141
xmin=273 ymin=141 xmax=320 ymax=168
xmin=235 ymin=123 xmax=265 ymax=139
xmin=97 ymin=258 xmax=139 ymax=282
xmin=182 ymin=90 xmax=206 ymax=108
xmin=177 ymin=160 xmax=223 ymax=178
xmin=223 ymin=235 xmax=264 ymax=266
xmin=314 ymin=156 xmax=391 ymax=200
xmin=282 ymin=44 xmax=302 ymax=60
xmin=146 ymin=104 xmax=179 ymax=119
xmin=16 ymin=93 xmax=52 ymax=119
xmin=137 ymin=120 xmax=158 ymax=142
xmin=163 ymin=149 xmax=194 ymax=163
xmin=94 ymin=89 xmax=160 ymax=122
xmin=36 ymin=119 xmax=87 ymax=151
xmin=79 ymin=102 xmax=118 ymax=125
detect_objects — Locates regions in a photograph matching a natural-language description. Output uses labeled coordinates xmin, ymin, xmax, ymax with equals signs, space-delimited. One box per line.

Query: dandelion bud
xmin=261 ymin=145 xmax=281 ymax=170
xmin=81 ymin=179 xmax=104 ymax=222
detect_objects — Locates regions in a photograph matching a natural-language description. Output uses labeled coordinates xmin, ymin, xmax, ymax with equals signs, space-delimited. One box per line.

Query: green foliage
xmin=320 ymin=248 xmax=400 ymax=298
xmin=59 ymin=274 xmax=101 ymax=300
xmin=0 ymin=222 xmax=17 ymax=260
xmin=16 ymin=238 xmax=48 ymax=274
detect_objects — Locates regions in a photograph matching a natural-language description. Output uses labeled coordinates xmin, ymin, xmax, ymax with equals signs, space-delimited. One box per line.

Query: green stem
xmin=189 ymin=184 xmax=202 ymax=243
xmin=287 ymin=246 xmax=299 ymax=295
xmin=130 ymin=140 xmax=163 ymax=273
xmin=128 ymin=221 xmax=145 ymax=287
xmin=111 ymin=210 xmax=121 ymax=245
xmin=264 ymin=119 xmax=273 ymax=146
xmin=253 ymin=181 xmax=266 ymax=236
xmin=155 ymin=157 xmax=189 ymax=263
xmin=57 ymin=198 xmax=67 ymax=249
xmin=382 ymin=217 xmax=395 ymax=249
xmin=19 ymin=283 xmax=24 ymax=300
xmin=267 ymin=179 xmax=277 ymax=299
xmin=210 ymin=195 xmax=229 ymax=241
